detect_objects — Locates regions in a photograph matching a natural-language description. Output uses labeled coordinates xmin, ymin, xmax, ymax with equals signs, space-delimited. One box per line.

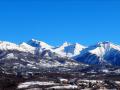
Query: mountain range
xmin=0 ymin=39 xmax=120 ymax=73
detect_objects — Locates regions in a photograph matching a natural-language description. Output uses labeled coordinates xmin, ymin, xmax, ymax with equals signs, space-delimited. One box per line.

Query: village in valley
xmin=1 ymin=68 xmax=120 ymax=90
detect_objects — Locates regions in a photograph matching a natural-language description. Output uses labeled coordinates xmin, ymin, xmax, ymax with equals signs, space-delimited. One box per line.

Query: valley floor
xmin=0 ymin=72 xmax=120 ymax=90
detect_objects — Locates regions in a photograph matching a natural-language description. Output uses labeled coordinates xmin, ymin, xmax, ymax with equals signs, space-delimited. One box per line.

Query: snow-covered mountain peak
xmin=74 ymin=43 xmax=86 ymax=49
xmin=97 ymin=41 xmax=110 ymax=45
xmin=27 ymin=39 xmax=53 ymax=50
xmin=54 ymin=42 xmax=85 ymax=57
xmin=75 ymin=42 xmax=120 ymax=66
xmin=94 ymin=41 xmax=120 ymax=50
xmin=81 ymin=42 xmax=120 ymax=57
xmin=0 ymin=41 xmax=26 ymax=52
xmin=54 ymin=42 xmax=71 ymax=52
xmin=19 ymin=42 xmax=36 ymax=53
xmin=96 ymin=41 xmax=111 ymax=47
xmin=62 ymin=42 xmax=71 ymax=47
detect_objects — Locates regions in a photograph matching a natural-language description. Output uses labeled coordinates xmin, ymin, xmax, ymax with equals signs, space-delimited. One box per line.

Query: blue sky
xmin=0 ymin=0 xmax=120 ymax=46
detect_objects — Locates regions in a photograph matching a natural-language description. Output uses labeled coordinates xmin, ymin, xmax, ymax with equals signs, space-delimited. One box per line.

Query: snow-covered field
xmin=18 ymin=81 xmax=78 ymax=90
xmin=47 ymin=85 xmax=78 ymax=89
xmin=18 ymin=81 xmax=58 ymax=89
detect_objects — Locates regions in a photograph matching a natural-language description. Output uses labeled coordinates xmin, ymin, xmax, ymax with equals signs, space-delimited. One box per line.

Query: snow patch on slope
xmin=6 ymin=53 xmax=18 ymax=59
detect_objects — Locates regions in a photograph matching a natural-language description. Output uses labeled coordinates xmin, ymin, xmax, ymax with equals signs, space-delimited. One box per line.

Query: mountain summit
xmin=54 ymin=42 xmax=85 ymax=57
xmin=27 ymin=39 xmax=54 ymax=50
xmin=75 ymin=41 xmax=120 ymax=66
xmin=27 ymin=39 xmax=86 ymax=57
